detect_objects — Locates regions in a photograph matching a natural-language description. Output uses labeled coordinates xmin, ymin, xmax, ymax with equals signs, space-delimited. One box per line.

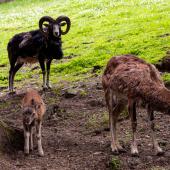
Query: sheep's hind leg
xmin=107 ymin=90 xmax=125 ymax=154
xmin=39 ymin=60 xmax=47 ymax=90
xmin=147 ymin=105 xmax=164 ymax=155
xmin=9 ymin=63 xmax=23 ymax=93
xmin=128 ymin=99 xmax=138 ymax=156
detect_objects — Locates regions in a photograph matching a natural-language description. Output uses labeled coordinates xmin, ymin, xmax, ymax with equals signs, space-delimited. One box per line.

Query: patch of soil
xmin=0 ymin=76 xmax=169 ymax=170
xmin=155 ymin=50 xmax=170 ymax=72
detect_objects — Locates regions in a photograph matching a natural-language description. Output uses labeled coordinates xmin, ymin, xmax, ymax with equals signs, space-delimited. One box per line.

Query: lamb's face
xmin=23 ymin=108 xmax=36 ymax=125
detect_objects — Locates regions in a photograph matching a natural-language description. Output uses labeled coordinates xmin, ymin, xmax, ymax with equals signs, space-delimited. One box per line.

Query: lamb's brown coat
xmin=22 ymin=89 xmax=46 ymax=121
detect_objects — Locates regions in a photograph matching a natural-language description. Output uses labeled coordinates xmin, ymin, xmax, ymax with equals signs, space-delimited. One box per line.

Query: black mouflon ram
xmin=7 ymin=15 xmax=71 ymax=92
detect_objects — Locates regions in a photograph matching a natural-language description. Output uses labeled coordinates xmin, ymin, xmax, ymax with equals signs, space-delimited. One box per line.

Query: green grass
xmin=0 ymin=0 xmax=170 ymax=87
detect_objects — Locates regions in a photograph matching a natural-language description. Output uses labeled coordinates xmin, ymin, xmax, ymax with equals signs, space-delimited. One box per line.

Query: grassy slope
xmin=0 ymin=0 xmax=169 ymax=87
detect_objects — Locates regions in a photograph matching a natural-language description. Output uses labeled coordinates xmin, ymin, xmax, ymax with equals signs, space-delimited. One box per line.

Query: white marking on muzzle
xmin=53 ymin=24 xmax=60 ymax=37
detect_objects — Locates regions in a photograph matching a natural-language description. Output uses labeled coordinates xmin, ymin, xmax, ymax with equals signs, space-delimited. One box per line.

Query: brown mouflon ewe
xmin=22 ymin=89 xmax=46 ymax=156
xmin=102 ymin=54 xmax=170 ymax=156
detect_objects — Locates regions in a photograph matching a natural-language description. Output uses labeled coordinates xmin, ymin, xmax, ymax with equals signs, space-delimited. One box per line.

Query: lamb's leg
xmin=46 ymin=59 xmax=52 ymax=89
xmin=128 ymin=99 xmax=138 ymax=156
xmin=39 ymin=60 xmax=47 ymax=89
xmin=30 ymin=125 xmax=34 ymax=151
xmin=147 ymin=105 xmax=163 ymax=155
xmin=36 ymin=120 xmax=44 ymax=157
xmin=24 ymin=127 xmax=30 ymax=155
xmin=106 ymin=90 xmax=124 ymax=154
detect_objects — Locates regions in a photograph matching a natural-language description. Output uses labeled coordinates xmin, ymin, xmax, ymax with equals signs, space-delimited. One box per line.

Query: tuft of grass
xmin=86 ymin=111 xmax=109 ymax=130
xmin=110 ymin=157 xmax=121 ymax=170
xmin=0 ymin=0 xmax=170 ymax=87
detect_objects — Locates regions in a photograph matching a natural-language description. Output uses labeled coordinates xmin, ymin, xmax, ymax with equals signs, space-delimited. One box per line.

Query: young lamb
xmin=22 ymin=89 xmax=46 ymax=156
xmin=102 ymin=54 xmax=170 ymax=156
xmin=8 ymin=15 xmax=71 ymax=93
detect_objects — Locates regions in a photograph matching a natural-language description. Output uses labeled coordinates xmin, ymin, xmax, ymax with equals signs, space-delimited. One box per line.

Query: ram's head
xmin=39 ymin=15 xmax=71 ymax=37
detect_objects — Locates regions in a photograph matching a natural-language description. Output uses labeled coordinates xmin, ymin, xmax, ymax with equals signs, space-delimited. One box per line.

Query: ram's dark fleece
xmin=7 ymin=16 xmax=71 ymax=92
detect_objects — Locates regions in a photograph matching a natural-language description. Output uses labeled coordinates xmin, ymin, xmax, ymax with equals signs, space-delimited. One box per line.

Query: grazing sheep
xmin=102 ymin=54 xmax=170 ymax=156
xmin=8 ymin=15 xmax=71 ymax=93
xmin=22 ymin=89 xmax=46 ymax=156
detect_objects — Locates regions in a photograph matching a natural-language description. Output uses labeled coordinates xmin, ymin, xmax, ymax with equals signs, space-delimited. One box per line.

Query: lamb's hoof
xmin=24 ymin=151 xmax=29 ymax=156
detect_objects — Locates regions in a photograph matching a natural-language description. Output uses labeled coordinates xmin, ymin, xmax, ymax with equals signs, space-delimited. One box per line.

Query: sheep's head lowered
xmin=39 ymin=15 xmax=71 ymax=38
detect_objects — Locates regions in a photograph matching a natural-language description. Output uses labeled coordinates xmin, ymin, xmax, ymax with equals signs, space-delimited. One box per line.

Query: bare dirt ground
xmin=0 ymin=76 xmax=170 ymax=170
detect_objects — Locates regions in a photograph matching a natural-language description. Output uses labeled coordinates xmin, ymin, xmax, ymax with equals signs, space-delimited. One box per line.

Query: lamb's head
xmin=39 ymin=15 xmax=71 ymax=38
xmin=22 ymin=99 xmax=40 ymax=125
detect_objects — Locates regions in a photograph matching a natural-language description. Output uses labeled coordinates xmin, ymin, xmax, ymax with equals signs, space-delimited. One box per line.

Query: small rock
xmin=93 ymin=151 xmax=103 ymax=155
xmin=87 ymin=99 xmax=105 ymax=107
xmin=63 ymin=89 xmax=78 ymax=98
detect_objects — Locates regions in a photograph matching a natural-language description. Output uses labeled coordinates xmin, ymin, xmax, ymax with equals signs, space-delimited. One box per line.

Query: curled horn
xmin=56 ymin=15 xmax=71 ymax=35
xmin=39 ymin=16 xmax=55 ymax=35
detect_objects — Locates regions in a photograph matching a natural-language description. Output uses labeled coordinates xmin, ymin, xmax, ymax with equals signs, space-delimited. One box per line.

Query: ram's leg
xmin=128 ymin=99 xmax=138 ymax=156
xmin=46 ymin=59 xmax=52 ymax=89
xmin=9 ymin=66 xmax=14 ymax=93
xmin=39 ymin=59 xmax=47 ymax=89
xmin=147 ymin=105 xmax=164 ymax=155
xmin=36 ymin=120 xmax=44 ymax=156
xmin=10 ymin=63 xmax=23 ymax=92
xmin=24 ymin=127 xmax=30 ymax=155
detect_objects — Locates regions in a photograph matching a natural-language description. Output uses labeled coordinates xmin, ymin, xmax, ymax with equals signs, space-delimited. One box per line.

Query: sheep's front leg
xmin=128 ymin=99 xmax=138 ymax=156
xmin=46 ymin=59 xmax=52 ymax=89
xmin=147 ymin=105 xmax=164 ymax=155
xmin=24 ymin=127 xmax=30 ymax=155
xmin=30 ymin=125 xmax=34 ymax=151
xmin=39 ymin=59 xmax=47 ymax=90
xmin=36 ymin=120 xmax=44 ymax=157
